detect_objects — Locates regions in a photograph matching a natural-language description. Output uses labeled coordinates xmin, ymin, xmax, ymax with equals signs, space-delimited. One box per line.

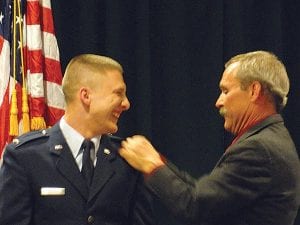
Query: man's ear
xmin=249 ymin=81 xmax=262 ymax=102
xmin=79 ymin=87 xmax=91 ymax=105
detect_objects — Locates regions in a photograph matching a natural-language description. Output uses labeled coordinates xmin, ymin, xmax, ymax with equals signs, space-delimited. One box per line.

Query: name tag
xmin=40 ymin=187 xmax=65 ymax=196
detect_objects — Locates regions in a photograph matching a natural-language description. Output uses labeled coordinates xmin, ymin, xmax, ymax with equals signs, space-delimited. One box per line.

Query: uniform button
xmin=12 ymin=138 xmax=20 ymax=144
xmin=87 ymin=215 xmax=94 ymax=224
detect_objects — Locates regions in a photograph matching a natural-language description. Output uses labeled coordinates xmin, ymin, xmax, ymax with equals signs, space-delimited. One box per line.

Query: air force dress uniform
xmin=0 ymin=124 xmax=156 ymax=225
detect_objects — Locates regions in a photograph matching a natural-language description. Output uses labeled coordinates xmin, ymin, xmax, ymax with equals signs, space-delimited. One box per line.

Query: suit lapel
xmin=213 ymin=153 xmax=227 ymax=169
xmin=49 ymin=124 xmax=89 ymax=200
xmin=213 ymin=114 xmax=283 ymax=169
xmin=232 ymin=114 xmax=283 ymax=146
xmin=89 ymin=135 xmax=119 ymax=201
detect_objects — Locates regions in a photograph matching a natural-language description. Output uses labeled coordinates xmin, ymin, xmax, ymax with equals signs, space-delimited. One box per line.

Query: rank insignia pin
xmin=54 ymin=145 xmax=63 ymax=151
xmin=104 ymin=148 xmax=111 ymax=155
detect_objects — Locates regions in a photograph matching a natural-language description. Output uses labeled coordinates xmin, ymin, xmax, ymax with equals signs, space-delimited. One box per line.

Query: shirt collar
xmin=230 ymin=114 xmax=276 ymax=146
xmin=59 ymin=117 xmax=101 ymax=158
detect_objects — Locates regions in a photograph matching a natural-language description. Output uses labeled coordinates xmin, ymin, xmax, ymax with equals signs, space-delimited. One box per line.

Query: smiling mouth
xmin=112 ymin=112 xmax=121 ymax=119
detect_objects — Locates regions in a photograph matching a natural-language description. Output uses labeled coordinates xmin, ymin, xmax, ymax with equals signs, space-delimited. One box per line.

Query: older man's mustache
xmin=219 ymin=108 xmax=226 ymax=117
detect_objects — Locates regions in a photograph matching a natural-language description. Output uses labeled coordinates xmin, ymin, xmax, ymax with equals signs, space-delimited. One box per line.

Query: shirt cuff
xmin=143 ymin=154 xmax=167 ymax=180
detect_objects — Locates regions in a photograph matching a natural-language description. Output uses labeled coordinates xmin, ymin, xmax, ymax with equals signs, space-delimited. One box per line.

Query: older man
xmin=119 ymin=51 xmax=300 ymax=225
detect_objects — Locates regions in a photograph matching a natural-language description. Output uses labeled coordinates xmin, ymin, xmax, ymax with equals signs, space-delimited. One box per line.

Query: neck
xmin=64 ymin=107 xmax=98 ymax=139
xmin=236 ymin=103 xmax=276 ymax=135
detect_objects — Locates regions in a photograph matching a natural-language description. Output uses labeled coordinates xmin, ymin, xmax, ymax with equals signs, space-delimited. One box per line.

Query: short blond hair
xmin=62 ymin=54 xmax=123 ymax=104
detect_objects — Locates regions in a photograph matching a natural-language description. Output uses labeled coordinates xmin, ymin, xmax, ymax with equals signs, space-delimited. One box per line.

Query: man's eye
xmin=223 ymin=90 xmax=228 ymax=94
xmin=116 ymin=91 xmax=124 ymax=97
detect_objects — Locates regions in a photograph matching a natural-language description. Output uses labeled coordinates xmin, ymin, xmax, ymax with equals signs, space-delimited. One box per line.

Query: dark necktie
xmin=81 ymin=139 xmax=95 ymax=187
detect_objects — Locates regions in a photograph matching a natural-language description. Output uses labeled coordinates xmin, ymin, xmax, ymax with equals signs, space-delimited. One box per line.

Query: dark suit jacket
xmin=0 ymin=124 xmax=156 ymax=225
xmin=145 ymin=114 xmax=300 ymax=225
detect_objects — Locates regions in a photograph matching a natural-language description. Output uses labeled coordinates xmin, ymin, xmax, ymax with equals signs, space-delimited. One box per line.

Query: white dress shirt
xmin=59 ymin=117 xmax=101 ymax=170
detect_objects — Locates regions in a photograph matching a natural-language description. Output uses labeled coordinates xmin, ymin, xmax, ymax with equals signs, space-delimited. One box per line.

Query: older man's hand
xmin=119 ymin=135 xmax=165 ymax=174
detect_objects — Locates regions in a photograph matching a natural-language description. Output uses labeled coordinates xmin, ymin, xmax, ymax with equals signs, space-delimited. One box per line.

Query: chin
xmin=108 ymin=125 xmax=118 ymax=134
xmin=224 ymin=124 xmax=230 ymax=132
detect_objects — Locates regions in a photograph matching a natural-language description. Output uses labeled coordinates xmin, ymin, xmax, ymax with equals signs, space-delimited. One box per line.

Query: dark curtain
xmin=51 ymin=1 xmax=300 ymax=224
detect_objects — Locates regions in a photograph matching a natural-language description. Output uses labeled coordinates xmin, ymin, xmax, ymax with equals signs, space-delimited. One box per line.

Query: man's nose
xmin=215 ymin=94 xmax=223 ymax=109
xmin=122 ymin=96 xmax=130 ymax=111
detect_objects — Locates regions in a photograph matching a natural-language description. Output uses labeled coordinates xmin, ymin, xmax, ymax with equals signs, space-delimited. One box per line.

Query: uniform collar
xmin=59 ymin=117 xmax=101 ymax=159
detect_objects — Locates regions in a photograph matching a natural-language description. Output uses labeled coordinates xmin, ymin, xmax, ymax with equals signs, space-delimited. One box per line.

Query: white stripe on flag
xmin=27 ymin=72 xmax=44 ymax=97
xmin=39 ymin=0 xmax=52 ymax=9
xmin=46 ymin=81 xmax=65 ymax=109
xmin=26 ymin=24 xmax=42 ymax=50
xmin=42 ymin=32 xmax=60 ymax=61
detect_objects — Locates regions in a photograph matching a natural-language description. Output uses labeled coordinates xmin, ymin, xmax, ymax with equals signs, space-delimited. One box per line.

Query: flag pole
xmin=9 ymin=0 xmax=19 ymax=136
xmin=17 ymin=0 xmax=30 ymax=133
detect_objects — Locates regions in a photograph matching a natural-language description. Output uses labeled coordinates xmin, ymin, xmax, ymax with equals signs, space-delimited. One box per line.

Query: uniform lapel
xmin=49 ymin=124 xmax=89 ymax=200
xmin=89 ymin=135 xmax=119 ymax=201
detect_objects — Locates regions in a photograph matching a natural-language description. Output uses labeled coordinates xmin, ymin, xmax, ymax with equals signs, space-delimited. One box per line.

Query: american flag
xmin=0 ymin=0 xmax=65 ymax=158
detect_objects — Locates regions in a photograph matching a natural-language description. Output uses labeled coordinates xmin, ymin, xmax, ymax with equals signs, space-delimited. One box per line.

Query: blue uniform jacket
xmin=0 ymin=124 xmax=156 ymax=225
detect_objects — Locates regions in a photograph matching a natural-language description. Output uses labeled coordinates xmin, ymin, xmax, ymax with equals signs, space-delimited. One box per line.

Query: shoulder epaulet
xmin=107 ymin=134 xmax=124 ymax=143
xmin=12 ymin=129 xmax=49 ymax=148
xmin=103 ymin=134 xmax=124 ymax=152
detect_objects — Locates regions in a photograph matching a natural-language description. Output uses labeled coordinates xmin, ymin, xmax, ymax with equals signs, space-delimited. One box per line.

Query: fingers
xmin=120 ymin=135 xmax=159 ymax=158
xmin=118 ymin=147 xmax=127 ymax=158
xmin=121 ymin=135 xmax=147 ymax=150
xmin=119 ymin=140 xmax=147 ymax=172
xmin=118 ymin=135 xmax=165 ymax=174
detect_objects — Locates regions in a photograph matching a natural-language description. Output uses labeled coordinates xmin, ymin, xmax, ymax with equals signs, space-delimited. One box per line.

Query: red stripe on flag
xmin=0 ymin=86 xmax=11 ymax=156
xmin=46 ymin=105 xmax=65 ymax=126
xmin=27 ymin=2 xmax=55 ymax=34
xmin=26 ymin=1 xmax=40 ymax=25
xmin=0 ymin=36 xmax=4 ymax=52
xmin=27 ymin=49 xmax=43 ymax=73
xmin=41 ymin=6 xmax=55 ymax=34
xmin=29 ymin=96 xmax=46 ymax=117
xmin=26 ymin=51 xmax=62 ymax=84
xmin=44 ymin=57 xmax=63 ymax=84
xmin=15 ymin=82 xmax=23 ymax=121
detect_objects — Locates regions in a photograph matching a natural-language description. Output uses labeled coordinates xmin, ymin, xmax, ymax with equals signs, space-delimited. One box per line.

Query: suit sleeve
xmin=144 ymin=142 xmax=272 ymax=223
xmin=0 ymin=145 xmax=33 ymax=225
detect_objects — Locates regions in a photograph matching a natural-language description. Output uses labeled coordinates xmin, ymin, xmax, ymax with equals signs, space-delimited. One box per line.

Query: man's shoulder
xmin=103 ymin=134 xmax=141 ymax=172
xmin=9 ymin=129 xmax=50 ymax=149
xmin=102 ymin=134 xmax=124 ymax=149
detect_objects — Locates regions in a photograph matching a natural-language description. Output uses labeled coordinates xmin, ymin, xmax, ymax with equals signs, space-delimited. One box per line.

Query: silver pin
xmin=42 ymin=130 xmax=47 ymax=135
xmin=104 ymin=148 xmax=111 ymax=155
xmin=54 ymin=145 xmax=63 ymax=151
xmin=12 ymin=138 xmax=19 ymax=145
